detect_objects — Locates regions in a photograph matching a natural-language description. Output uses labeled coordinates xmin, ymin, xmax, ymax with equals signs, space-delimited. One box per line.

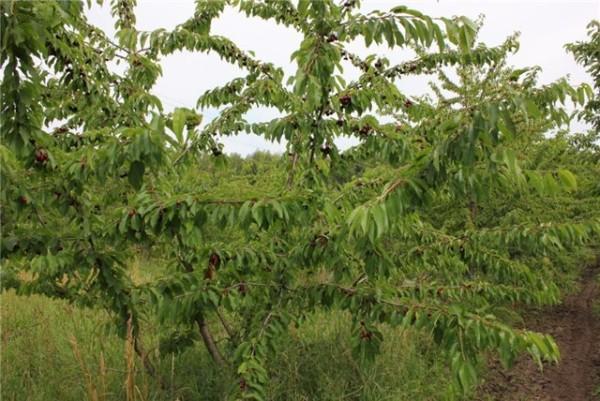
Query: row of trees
xmin=2 ymin=1 xmax=599 ymax=398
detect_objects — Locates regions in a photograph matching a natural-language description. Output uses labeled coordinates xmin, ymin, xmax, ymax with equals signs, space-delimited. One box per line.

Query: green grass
xmin=1 ymin=290 xmax=457 ymax=401
xmin=4 ymin=250 xmax=593 ymax=401
xmin=1 ymin=291 xmax=137 ymax=401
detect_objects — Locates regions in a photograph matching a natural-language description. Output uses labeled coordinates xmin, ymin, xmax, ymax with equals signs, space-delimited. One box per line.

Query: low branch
xmin=196 ymin=315 xmax=227 ymax=366
xmin=215 ymin=307 xmax=236 ymax=340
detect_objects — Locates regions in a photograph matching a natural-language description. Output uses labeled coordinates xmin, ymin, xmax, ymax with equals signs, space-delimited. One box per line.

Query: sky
xmin=87 ymin=0 xmax=600 ymax=155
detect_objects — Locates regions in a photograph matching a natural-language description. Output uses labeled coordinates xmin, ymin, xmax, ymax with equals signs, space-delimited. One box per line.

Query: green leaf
xmin=172 ymin=108 xmax=187 ymax=143
xmin=371 ymin=204 xmax=388 ymax=238
xmin=360 ymin=207 xmax=369 ymax=235
xmin=239 ymin=201 xmax=252 ymax=223
xmin=457 ymin=359 xmax=477 ymax=391
xmin=499 ymin=109 xmax=516 ymax=138
xmin=128 ymin=160 xmax=145 ymax=190
xmin=543 ymin=173 xmax=559 ymax=195
xmin=557 ymin=169 xmax=577 ymax=191
xmin=252 ymin=202 xmax=264 ymax=227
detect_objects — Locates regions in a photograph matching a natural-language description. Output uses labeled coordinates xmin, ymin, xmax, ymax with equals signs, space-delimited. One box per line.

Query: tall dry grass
xmin=2 ymin=290 xmax=456 ymax=401
xmin=69 ymin=335 xmax=101 ymax=401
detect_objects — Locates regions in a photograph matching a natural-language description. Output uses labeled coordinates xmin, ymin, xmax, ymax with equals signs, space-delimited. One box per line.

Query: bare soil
xmin=477 ymin=263 xmax=600 ymax=401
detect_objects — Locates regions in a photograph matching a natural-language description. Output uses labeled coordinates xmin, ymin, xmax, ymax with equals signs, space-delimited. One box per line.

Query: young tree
xmin=567 ymin=20 xmax=600 ymax=132
xmin=2 ymin=1 xmax=598 ymax=399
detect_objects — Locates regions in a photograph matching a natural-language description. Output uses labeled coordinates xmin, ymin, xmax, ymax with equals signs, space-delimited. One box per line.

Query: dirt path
xmin=478 ymin=264 xmax=600 ymax=401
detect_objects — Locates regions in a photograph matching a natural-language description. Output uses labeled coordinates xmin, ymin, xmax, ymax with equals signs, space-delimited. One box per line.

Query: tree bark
xmin=196 ymin=315 xmax=227 ymax=366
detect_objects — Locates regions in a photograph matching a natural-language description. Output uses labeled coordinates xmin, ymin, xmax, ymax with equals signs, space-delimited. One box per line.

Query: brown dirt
xmin=477 ymin=264 xmax=600 ymax=401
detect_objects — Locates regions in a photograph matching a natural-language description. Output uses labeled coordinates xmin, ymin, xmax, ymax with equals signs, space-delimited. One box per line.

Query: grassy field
xmin=2 ymin=290 xmax=457 ymax=401
xmin=5 ymin=252 xmax=594 ymax=400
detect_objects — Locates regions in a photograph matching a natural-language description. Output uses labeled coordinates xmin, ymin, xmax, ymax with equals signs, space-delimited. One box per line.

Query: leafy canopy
xmin=1 ymin=1 xmax=598 ymax=399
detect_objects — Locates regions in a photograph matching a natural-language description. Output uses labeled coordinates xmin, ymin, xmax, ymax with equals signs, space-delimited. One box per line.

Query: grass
xmin=1 ymin=289 xmax=458 ymax=401
xmin=4 ymin=251 xmax=593 ymax=400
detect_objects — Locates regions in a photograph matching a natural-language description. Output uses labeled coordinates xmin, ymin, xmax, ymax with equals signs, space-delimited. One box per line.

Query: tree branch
xmin=196 ymin=315 xmax=227 ymax=366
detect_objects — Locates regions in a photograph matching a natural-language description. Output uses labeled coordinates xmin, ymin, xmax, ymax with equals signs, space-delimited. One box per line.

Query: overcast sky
xmin=87 ymin=1 xmax=600 ymax=155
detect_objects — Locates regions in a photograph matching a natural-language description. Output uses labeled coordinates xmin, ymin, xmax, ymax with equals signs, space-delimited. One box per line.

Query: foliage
xmin=566 ymin=20 xmax=600 ymax=132
xmin=1 ymin=1 xmax=599 ymax=400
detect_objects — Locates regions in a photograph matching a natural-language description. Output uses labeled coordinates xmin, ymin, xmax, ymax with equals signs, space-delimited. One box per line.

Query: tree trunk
xmin=196 ymin=315 xmax=227 ymax=366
